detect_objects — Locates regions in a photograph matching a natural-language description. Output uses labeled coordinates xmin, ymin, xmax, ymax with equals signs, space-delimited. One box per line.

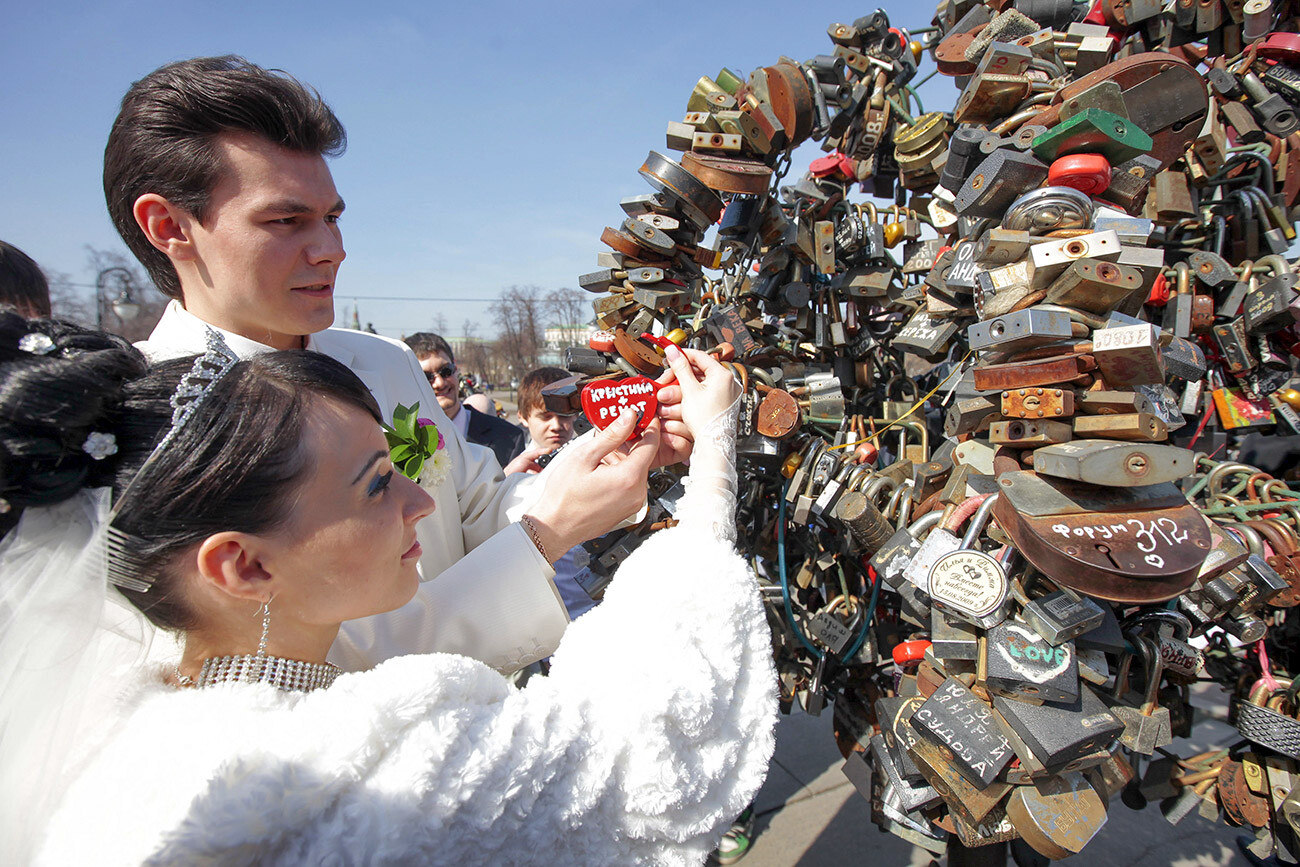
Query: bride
xmin=0 ymin=312 xmax=776 ymax=866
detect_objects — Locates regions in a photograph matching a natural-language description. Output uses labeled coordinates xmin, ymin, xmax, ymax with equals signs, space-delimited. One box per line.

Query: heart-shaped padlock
xmin=580 ymin=376 xmax=660 ymax=437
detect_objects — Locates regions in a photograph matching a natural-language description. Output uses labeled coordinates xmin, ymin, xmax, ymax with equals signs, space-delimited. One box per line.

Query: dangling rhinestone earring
xmin=255 ymin=598 xmax=271 ymax=678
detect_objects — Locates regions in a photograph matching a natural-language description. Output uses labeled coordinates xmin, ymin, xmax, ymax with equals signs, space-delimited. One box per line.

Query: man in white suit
xmin=107 ymin=56 xmax=691 ymax=673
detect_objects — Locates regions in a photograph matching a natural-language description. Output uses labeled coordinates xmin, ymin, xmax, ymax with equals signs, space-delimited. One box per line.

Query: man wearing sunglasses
xmin=404 ymin=332 xmax=525 ymax=469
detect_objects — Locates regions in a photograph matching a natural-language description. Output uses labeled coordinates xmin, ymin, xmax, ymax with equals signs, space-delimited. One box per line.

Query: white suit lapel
xmin=308 ymin=333 xmax=394 ymax=424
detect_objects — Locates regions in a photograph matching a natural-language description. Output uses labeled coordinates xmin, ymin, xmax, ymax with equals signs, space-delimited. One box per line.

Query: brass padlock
xmin=1006 ymin=772 xmax=1108 ymax=859
xmin=1109 ymin=636 xmax=1173 ymax=755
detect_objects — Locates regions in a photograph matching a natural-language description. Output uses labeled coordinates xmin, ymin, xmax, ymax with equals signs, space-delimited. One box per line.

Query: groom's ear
xmin=194 ymin=532 xmax=273 ymax=602
xmin=134 ymin=193 xmax=198 ymax=263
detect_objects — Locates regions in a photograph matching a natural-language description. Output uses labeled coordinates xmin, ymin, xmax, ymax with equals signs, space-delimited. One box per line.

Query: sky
xmin=1 ymin=1 xmax=953 ymax=340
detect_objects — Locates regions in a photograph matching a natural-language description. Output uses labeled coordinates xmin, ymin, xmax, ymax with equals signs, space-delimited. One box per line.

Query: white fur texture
xmin=37 ymin=497 xmax=777 ymax=865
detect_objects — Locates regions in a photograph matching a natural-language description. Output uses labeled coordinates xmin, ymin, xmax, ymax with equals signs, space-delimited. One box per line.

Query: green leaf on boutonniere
xmin=384 ymin=401 xmax=441 ymax=482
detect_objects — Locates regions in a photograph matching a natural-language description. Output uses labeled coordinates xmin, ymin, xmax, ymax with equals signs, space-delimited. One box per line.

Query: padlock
xmin=956 ymin=148 xmax=1050 ymax=218
xmin=1241 ymin=72 xmax=1300 ymax=137
xmin=1212 ymin=317 xmax=1257 ymax=374
xmin=981 ymin=618 xmax=1080 ymax=704
xmin=1071 ymin=412 xmax=1167 ymax=442
xmin=869 ymin=733 xmax=942 ymax=812
xmin=1032 ymin=108 xmax=1154 ymax=164
xmin=1109 ymin=636 xmax=1173 ymax=755
xmin=968 ymin=307 xmax=1074 ymax=353
xmin=1091 ymin=322 xmax=1164 ymax=385
xmin=1032 ymin=441 xmax=1192 ymax=487
xmin=974 ymin=261 xmax=1037 ymax=319
xmin=931 ymin=609 xmax=980 ymax=661
xmin=1028 ymin=231 xmax=1122 ymax=289
xmin=992 ymin=470 xmax=1212 ymax=603
xmin=910 ymin=676 xmax=1015 ymax=789
xmin=835 ymin=491 xmax=893 ymax=557
xmin=989 ymin=418 xmax=1074 ymax=447
xmin=991 ymin=682 xmax=1124 ymax=773
xmin=1006 ymin=772 xmax=1108 ymax=860
xmin=1243 ymin=274 xmax=1299 ymax=335
xmin=973 ymin=351 xmax=1097 ymax=392
xmin=800 ymin=653 xmax=828 ymax=716
xmin=811 ymin=462 xmax=854 ymax=526
xmin=1017 ymin=583 xmax=1106 ymax=646
xmin=1233 ymin=677 xmax=1300 ymax=761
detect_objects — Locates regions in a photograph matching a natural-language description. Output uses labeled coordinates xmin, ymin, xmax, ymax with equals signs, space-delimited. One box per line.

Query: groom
xmin=106 ymin=56 xmax=692 ymax=673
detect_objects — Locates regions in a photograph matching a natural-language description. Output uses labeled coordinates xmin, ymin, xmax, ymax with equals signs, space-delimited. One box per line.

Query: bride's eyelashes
xmin=368 ymin=471 xmax=394 ymax=497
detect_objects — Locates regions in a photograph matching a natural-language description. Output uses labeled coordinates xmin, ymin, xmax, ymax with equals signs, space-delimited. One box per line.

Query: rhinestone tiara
xmin=107 ymin=327 xmax=240 ymax=592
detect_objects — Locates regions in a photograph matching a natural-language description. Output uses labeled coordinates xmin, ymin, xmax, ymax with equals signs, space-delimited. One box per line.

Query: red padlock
xmin=1146 ymin=272 xmax=1171 ymax=308
xmin=809 ymin=153 xmax=856 ymax=179
xmin=589 ymin=330 xmax=615 ymax=352
xmin=580 ymin=376 xmax=660 ymax=437
xmin=1048 ymin=153 xmax=1110 ymax=196
xmin=892 ymin=639 xmax=931 ymax=667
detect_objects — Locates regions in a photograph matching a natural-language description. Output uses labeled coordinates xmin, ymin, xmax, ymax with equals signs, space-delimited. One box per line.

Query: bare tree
xmin=489 ymin=285 xmax=544 ymax=384
xmin=84 ymin=246 xmax=168 ymax=341
xmin=428 ymin=312 xmax=449 ymax=335
xmin=457 ymin=319 xmax=491 ymax=384
xmin=43 ymin=269 xmax=95 ymax=324
xmin=544 ymin=287 xmax=591 ymax=330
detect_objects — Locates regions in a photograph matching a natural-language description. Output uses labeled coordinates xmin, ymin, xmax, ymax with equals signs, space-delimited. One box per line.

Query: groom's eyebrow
xmin=352 ymin=450 xmax=387 ymax=485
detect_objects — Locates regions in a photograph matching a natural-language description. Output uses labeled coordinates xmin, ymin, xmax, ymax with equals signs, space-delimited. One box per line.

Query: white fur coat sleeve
xmin=36 ymin=476 xmax=777 ymax=866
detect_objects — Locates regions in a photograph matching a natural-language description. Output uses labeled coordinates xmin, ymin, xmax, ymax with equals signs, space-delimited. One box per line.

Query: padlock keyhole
xmin=1096 ymin=543 xmax=1122 ymax=570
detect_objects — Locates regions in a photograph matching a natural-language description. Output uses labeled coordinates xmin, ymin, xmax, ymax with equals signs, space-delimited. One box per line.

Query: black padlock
xmin=990 ymin=685 xmax=1124 ymax=772
xmin=982 ymin=620 xmax=1080 ymax=704
xmin=910 ymin=677 xmax=1015 ymax=789
xmin=1242 ymin=275 xmax=1298 ymax=335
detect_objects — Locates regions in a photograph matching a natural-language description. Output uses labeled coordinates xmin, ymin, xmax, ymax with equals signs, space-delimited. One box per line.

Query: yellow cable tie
xmin=829 ymin=351 xmax=973 ymax=452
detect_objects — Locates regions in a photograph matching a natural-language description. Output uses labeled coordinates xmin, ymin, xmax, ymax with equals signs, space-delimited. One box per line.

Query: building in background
xmin=539 ymin=324 xmax=593 ymax=366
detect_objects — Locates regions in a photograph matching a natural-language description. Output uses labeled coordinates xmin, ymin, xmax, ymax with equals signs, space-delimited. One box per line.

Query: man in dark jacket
xmin=404 ymin=332 xmax=526 ymax=468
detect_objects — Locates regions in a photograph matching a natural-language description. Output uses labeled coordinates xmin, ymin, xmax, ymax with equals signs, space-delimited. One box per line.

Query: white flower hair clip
xmin=18 ymin=333 xmax=55 ymax=355
xmin=82 ymin=432 xmax=118 ymax=461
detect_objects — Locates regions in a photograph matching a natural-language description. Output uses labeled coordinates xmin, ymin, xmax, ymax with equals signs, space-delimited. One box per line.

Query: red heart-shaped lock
xmin=580 ymin=376 xmax=659 ymax=437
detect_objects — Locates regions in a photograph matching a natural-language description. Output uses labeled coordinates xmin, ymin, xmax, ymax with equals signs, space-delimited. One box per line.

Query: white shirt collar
xmin=450 ymin=403 xmax=470 ymax=438
xmin=140 ymin=301 xmax=318 ymax=362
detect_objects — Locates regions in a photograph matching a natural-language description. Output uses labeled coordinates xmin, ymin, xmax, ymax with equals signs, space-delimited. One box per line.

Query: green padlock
xmin=1031 ymin=108 xmax=1153 ymax=164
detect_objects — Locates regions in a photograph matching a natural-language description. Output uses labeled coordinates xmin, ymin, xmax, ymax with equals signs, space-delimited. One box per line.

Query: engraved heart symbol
xmin=580 ymin=376 xmax=659 ymax=437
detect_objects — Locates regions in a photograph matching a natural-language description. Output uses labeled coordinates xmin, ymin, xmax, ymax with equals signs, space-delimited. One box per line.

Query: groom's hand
xmin=524 ymin=408 xmax=658 ymax=559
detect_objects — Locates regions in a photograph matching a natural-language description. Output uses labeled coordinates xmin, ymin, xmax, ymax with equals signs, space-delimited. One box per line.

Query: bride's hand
xmin=656 ymin=345 xmax=740 ymax=440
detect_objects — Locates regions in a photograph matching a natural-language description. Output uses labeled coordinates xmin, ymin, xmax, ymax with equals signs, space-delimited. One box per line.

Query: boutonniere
xmin=383 ymin=403 xmax=452 ymax=490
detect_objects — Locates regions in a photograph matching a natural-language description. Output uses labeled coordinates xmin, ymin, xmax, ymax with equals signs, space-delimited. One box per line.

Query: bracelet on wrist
xmin=520 ymin=514 xmax=549 ymax=563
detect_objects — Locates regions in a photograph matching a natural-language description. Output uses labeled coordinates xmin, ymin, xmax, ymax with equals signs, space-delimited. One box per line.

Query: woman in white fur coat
xmin=0 ymin=314 xmax=776 ymax=866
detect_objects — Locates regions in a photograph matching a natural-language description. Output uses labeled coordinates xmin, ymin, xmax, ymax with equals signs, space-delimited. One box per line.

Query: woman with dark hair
xmin=0 ymin=241 xmax=51 ymax=319
xmin=0 ymin=313 xmax=775 ymax=866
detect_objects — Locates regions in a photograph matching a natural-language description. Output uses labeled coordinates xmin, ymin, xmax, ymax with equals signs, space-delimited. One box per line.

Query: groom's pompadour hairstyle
xmin=103 ymin=56 xmax=347 ymax=300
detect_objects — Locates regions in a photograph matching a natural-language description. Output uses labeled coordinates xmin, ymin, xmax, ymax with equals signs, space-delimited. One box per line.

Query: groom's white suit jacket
xmin=139 ymin=301 xmax=568 ymax=673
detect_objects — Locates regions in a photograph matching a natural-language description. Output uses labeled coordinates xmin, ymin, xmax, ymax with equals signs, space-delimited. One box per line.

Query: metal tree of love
xmin=548 ymin=1 xmax=1300 ymax=861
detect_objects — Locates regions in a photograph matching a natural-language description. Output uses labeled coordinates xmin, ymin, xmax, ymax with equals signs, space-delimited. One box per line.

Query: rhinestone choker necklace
xmin=194 ymin=654 xmax=340 ymax=693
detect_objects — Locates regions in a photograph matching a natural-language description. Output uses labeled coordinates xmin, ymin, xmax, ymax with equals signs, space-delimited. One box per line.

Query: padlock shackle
xmin=1135 ymin=636 xmax=1165 ymax=713
xmin=1122 ymin=609 xmax=1193 ymax=642
xmin=1207 ymin=462 xmax=1265 ymax=501
xmin=908 ymin=510 xmax=944 ymax=540
xmin=960 ymin=493 xmax=1000 ymax=550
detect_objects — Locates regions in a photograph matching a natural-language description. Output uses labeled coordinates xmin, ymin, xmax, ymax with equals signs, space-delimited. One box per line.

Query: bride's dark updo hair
xmin=0 ymin=313 xmax=146 ymax=535
xmin=0 ymin=312 xmax=382 ymax=629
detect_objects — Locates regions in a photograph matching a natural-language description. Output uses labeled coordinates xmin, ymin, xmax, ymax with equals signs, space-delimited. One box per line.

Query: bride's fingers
xmin=656 ymin=384 xmax=683 ymax=408
xmin=657 ymin=402 xmax=683 ymax=422
xmin=663 ymin=344 xmax=701 ymax=391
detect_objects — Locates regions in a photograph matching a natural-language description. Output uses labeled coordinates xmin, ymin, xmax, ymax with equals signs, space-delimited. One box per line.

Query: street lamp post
xmin=95 ymin=267 xmax=140 ymax=331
